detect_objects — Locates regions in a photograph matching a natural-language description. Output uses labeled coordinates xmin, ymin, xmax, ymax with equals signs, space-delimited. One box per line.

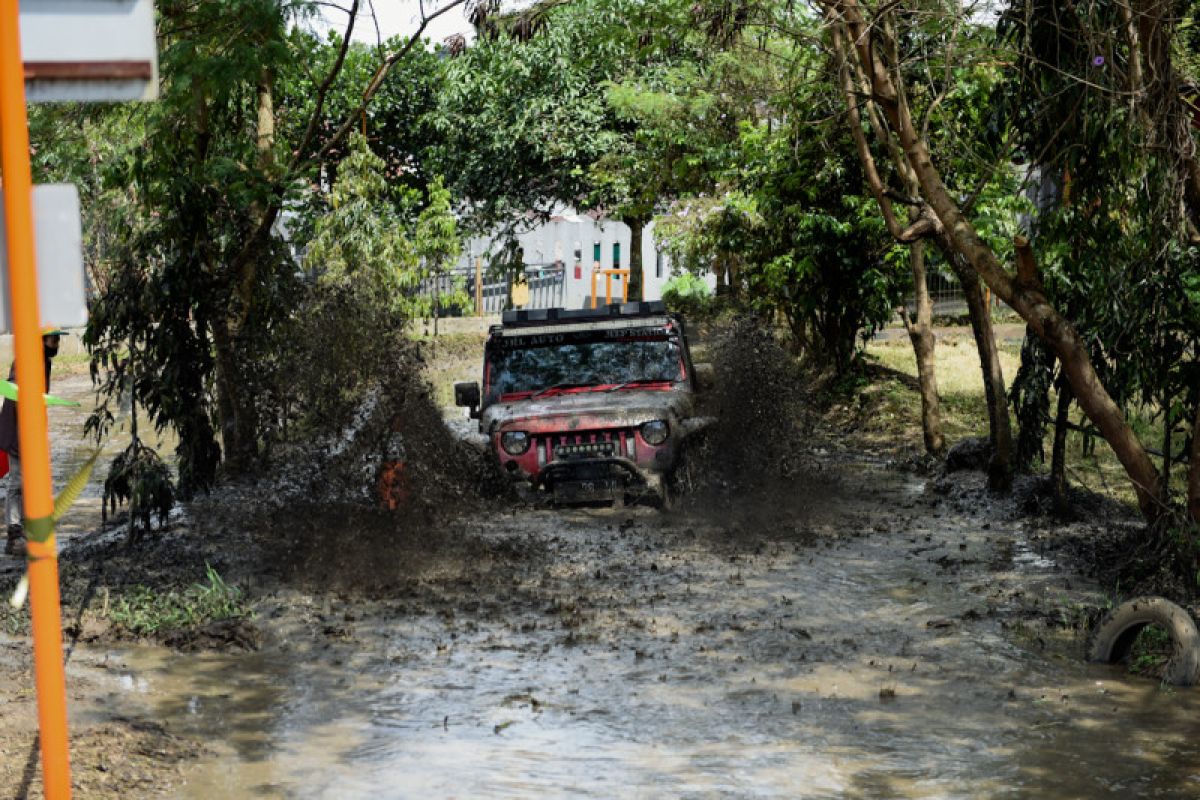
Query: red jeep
xmin=455 ymin=301 xmax=710 ymax=505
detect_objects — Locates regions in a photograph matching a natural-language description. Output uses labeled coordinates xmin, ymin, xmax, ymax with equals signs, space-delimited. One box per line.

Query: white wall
xmin=456 ymin=209 xmax=715 ymax=309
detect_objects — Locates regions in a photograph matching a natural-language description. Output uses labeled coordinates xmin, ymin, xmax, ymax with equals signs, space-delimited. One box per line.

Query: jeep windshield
xmin=489 ymin=337 xmax=683 ymax=401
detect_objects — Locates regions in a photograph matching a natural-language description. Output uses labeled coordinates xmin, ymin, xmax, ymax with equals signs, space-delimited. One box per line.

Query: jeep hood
xmin=481 ymin=388 xmax=692 ymax=433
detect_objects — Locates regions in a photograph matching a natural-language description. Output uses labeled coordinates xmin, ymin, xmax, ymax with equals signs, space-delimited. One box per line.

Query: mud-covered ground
xmin=1 ymin=323 xmax=1197 ymax=798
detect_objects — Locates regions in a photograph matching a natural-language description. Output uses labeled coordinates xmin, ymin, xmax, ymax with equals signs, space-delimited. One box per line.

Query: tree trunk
xmin=256 ymin=69 xmax=275 ymax=169
xmin=1051 ymin=380 xmax=1073 ymax=513
xmin=1162 ymin=396 xmax=1173 ymax=491
xmin=1189 ymin=398 xmax=1200 ymax=524
xmin=958 ymin=264 xmax=1013 ymax=490
xmin=235 ymin=68 xmax=276 ymax=326
xmin=211 ymin=317 xmax=256 ymax=473
xmin=902 ymin=240 xmax=944 ymax=455
xmin=208 ymin=67 xmax=276 ymax=477
xmin=626 ymin=215 xmax=648 ymax=302
xmin=128 ymin=373 xmax=139 ymax=544
xmin=826 ymin=0 xmax=1164 ymax=521
xmin=713 ymin=253 xmax=727 ymax=297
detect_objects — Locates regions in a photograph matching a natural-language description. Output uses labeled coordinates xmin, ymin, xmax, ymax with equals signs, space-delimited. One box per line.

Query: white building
xmin=454 ymin=207 xmax=713 ymax=310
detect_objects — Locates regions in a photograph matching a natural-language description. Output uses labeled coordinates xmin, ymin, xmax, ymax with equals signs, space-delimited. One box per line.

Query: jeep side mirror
xmin=455 ymin=381 xmax=481 ymax=418
xmin=692 ymin=363 xmax=715 ymax=392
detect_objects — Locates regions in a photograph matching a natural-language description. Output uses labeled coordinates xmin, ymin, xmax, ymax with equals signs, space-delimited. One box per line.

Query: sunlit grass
xmin=862 ymin=330 xmax=1180 ymax=511
xmin=412 ymin=330 xmax=488 ymax=410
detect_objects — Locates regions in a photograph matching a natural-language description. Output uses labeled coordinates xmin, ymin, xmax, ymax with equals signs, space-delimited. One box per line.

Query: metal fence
xmin=904 ymin=270 xmax=1016 ymax=318
xmin=417 ymin=262 xmax=567 ymax=315
xmin=524 ymin=266 xmax=567 ymax=310
xmin=919 ymin=269 xmax=967 ymax=316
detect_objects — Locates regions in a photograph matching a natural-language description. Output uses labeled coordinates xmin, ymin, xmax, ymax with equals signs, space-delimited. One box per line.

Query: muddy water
xmin=71 ymin=462 xmax=1200 ymax=798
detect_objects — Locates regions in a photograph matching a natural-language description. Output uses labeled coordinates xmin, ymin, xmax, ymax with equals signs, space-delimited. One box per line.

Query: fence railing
xmin=904 ymin=269 xmax=967 ymax=316
xmin=416 ymin=262 xmax=567 ymax=315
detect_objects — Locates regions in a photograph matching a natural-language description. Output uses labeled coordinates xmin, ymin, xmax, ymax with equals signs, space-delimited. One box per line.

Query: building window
xmin=655 ymin=250 xmax=663 ymax=279
xmin=612 ymin=242 xmax=621 ymax=269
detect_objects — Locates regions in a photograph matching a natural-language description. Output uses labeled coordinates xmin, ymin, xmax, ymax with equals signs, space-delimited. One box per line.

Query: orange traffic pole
xmin=0 ymin=2 xmax=73 ymax=797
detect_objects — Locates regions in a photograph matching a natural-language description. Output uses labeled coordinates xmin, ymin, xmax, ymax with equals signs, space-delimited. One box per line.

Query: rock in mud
xmin=944 ymin=437 xmax=991 ymax=472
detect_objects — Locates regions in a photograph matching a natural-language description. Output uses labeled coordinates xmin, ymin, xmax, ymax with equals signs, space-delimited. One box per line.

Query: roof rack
xmin=501 ymin=301 xmax=667 ymax=327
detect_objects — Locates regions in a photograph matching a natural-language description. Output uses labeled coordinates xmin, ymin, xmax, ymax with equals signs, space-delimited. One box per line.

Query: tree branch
xmin=832 ymin=23 xmax=905 ymax=240
xmin=310 ymin=0 xmax=470 ymax=166
xmin=290 ymin=0 xmax=361 ymax=172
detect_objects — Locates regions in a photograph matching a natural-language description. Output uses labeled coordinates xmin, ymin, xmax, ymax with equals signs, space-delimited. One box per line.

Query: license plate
xmin=554 ymin=478 xmax=617 ymax=502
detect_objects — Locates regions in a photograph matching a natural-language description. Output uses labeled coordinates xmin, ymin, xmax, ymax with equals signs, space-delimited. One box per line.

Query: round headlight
xmin=641 ymin=420 xmax=670 ymax=446
xmin=501 ymin=430 xmax=531 ymax=456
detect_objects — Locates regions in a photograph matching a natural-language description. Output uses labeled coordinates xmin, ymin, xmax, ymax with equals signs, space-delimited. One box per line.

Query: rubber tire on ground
xmin=1088 ymin=596 xmax=1200 ymax=686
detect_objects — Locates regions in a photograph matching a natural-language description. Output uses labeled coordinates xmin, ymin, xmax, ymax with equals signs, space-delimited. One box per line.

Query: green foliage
xmin=32 ymin=8 xmax=461 ymax=490
xmin=430 ymin=4 xmax=620 ymax=228
xmin=661 ymin=272 xmax=714 ymax=319
xmin=1009 ymin=333 xmax=1056 ymax=472
xmin=1000 ymin=0 xmax=1200 ymax=493
xmin=430 ymin=0 xmax=727 ymax=237
xmin=655 ymin=62 xmax=904 ymax=373
xmin=103 ymin=441 xmax=176 ymax=534
xmin=108 ymin=564 xmax=250 ymax=636
xmin=307 ymin=132 xmax=424 ymax=316
xmin=71 ymin=0 xmax=310 ymax=490
xmin=1129 ymin=624 xmax=1173 ymax=676
xmin=414 ymin=175 xmax=470 ymax=318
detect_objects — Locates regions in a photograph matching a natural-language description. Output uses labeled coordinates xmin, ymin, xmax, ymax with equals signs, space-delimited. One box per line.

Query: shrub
xmin=661 ymin=273 xmax=714 ymax=320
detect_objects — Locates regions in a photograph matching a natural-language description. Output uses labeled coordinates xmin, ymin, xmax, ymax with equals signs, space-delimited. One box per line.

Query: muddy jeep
xmin=455 ymin=301 xmax=711 ymax=506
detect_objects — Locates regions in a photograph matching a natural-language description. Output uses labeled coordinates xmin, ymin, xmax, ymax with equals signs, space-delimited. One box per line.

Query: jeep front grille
xmin=536 ymin=429 xmax=635 ymax=467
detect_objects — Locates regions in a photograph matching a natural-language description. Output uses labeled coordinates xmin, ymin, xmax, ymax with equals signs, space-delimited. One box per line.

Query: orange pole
xmin=0 ymin=2 xmax=73 ymax=797
xmin=605 ymin=273 xmax=612 ymax=306
xmin=591 ymin=266 xmax=599 ymax=309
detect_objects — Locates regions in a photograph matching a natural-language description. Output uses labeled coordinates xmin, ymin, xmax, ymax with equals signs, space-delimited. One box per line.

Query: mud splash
xmin=62 ymin=462 xmax=1200 ymax=799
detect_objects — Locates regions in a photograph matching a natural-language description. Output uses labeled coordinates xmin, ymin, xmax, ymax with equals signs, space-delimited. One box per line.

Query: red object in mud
xmin=454 ymin=301 xmax=713 ymax=506
xmin=378 ymin=460 xmax=408 ymax=510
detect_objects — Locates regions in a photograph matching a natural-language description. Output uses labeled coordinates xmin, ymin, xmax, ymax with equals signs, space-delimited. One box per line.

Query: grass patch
xmin=414 ymin=331 xmax=488 ymax=410
xmin=50 ymin=352 xmax=92 ymax=375
xmin=1129 ymin=623 xmax=1173 ymax=677
xmin=107 ymin=564 xmax=251 ymax=637
xmin=828 ymin=333 xmax=1020 ymax=455
xmin=859 ymin=329 xmax=1178 ymax=511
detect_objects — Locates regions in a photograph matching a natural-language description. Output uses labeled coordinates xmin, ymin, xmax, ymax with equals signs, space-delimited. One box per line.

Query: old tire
xmin=1089 ymin=596 xmax=1200 ymax=686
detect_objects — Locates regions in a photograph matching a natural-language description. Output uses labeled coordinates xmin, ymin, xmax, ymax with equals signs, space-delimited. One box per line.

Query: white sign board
xmin=0 ymin=185 xmax=88 ymax=335
xmin=20 ymin=0 xmax=158 ymax=102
